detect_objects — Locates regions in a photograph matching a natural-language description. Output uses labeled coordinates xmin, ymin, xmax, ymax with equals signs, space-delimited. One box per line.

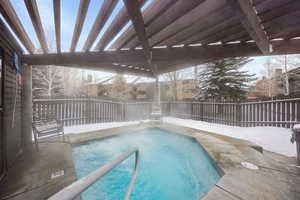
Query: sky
xmin=2 ymin=0 xmax=297 ymax=82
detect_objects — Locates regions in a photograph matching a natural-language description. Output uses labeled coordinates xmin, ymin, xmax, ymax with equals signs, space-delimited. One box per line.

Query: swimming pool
xmin=72 ymin=128 xmax=220 ymax=200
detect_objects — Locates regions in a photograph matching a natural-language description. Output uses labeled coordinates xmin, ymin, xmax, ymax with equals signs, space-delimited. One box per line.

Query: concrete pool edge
xmin=1 ymin=122 xmax=298 ymax=200
xmin=66 ymin=121 xmax=297 ymax=200
xmin=156 ymin=123 xmax=300 ymax=200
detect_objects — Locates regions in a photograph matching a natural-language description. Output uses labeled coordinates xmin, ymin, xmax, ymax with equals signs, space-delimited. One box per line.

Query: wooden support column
xmin=22 ymin=64 xmax=33 ymax=149
xmin=155 ymin=77 xmax=160 ymax=106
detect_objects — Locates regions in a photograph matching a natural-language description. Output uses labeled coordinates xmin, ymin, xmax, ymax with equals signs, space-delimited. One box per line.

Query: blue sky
xmin=9 ymin=0 xmax=154 ymax=52
xmin=3 ymin=0 xmax=288 ymax=80
xmin=10 ymin=0 xmax=124 ymax=52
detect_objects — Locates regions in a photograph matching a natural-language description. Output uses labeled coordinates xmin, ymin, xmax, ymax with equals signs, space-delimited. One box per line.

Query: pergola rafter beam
xmin=0 ymin=0 xmax=34 ymax=54
xmin=122 ymin=0 xmax=150 ymax=58
xmin=149 ymin=0 xmax=223 ymax=48
xmin=158 ymin=4 xmax=235 ymax=47
xmin=227 ymin=0 xmax=271 ymax=54
xmin=125 ymin=0 xmax=207 ymax=49
xmin=53 ymin=0 xmax=61 ymax=53
xmin=22 ymin=39 xmax=300 ymax=74
xmin=24 ymin=0 xmax=48 ymax=53
xmin=82 ymin=0 xmax=118 ymax=52
xmin=0 ymin=17 xmax=23 ymax=52
xmin=70 ymin=0 xmax=90 ymax=52
xmin=123 ymin=0 xmax=157 ymax=76
xmin=110 ymin=0 xmax=176 ymax=50
xmin=64 ymin=64 xmax=154 ymax=77
xmin=94 ymin=0 xmax=146 ymax=51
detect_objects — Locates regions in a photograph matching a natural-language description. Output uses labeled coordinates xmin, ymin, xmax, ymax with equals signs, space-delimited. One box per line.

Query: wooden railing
xmin=169 ymin=99 xmax=300 ymax=128
xmin=33 ymin=98 xmax=152 ymax=126
xmin=33 ymin=98 xmax=300 ymax=128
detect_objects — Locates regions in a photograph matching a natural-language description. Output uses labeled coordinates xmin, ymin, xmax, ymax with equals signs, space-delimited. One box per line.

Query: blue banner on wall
xmin=12 ymin=52 xmax=22 ymax=85
xmin=12 ymin=52 xmax=21 ymax=74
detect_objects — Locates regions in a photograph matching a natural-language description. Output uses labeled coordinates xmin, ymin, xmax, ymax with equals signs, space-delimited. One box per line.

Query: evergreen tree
xmin=196 ymin=57 xmax=255 ymax=100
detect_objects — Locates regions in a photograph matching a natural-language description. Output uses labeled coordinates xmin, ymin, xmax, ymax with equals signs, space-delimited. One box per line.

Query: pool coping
xmin=66 ymin=121 xmax=297 ymax=200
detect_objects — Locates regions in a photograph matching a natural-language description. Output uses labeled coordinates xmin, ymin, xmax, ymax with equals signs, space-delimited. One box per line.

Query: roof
xmin=1 ymin=0 xmax=300 ymax=77
xmin=288 ymin=66 xmax=300 ymax=74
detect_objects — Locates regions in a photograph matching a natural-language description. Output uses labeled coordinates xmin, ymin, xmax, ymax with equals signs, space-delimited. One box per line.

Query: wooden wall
xmin=0 ymin=49 xmax=3 ymax=180
xmin=0 ymin=19 xmax=24 ymax=180
xmin=2 ymin=50 xmax=23 ymax=166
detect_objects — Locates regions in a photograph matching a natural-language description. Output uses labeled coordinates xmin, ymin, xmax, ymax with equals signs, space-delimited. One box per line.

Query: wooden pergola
xmin=1 ymin=0 xmax=300 ymax=77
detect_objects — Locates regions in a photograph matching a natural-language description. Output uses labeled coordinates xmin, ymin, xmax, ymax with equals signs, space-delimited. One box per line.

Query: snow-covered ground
xmin=64 ymin=120 xmax=150 ymax=135
xmin=163 ymin=117 xmax=296 ymax=157
xmin=63 ymin=117 xmax=296 ymax=157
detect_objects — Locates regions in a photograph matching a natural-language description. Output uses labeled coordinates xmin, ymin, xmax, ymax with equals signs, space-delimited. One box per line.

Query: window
xmin=182 ymin=80 xmax=189 ymax=84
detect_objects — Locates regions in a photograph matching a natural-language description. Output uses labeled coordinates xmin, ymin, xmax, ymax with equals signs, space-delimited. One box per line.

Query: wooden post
xmin=237 ymin=102 xmax=242 ymax=127
xmin=86 ymin=98 xmax=91 ymax=124
xmin=122 ymin=102 xmax=126 ymax=121
xmin=200 ymin=103 xmax=204 ymax=121
xmin=22 ymin=64 xmax=33 ymax=149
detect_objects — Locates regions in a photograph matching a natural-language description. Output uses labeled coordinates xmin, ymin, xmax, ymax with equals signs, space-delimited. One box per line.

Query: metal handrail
xmin=48 ymin=148 xmax=140 ymax=200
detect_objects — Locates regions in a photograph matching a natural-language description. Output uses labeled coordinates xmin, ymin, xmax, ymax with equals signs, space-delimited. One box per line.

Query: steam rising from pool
xmin=72 ymin=128 xmax=220 ymax=200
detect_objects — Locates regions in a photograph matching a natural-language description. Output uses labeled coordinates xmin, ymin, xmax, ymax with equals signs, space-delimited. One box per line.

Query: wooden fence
xmin=33 ymin=98 xmax=152 ymax=126
xmin=33 ymin=98 xmax=300 ymax=128
xmin=169 ymin=99 xmax=300 ymax=128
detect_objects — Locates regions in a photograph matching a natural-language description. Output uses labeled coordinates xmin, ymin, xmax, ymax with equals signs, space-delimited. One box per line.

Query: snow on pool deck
xmin=64 ymin=120 xmax=150 ymax=134
xmin=163 ymin=117 xmax=296 ymax=157
xmin=64 ymin=117 xmax=296 ymax=157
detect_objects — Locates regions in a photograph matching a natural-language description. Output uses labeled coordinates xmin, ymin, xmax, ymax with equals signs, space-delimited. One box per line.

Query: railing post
xmin=122 ymin=102 xmax=126 ymax=121
xmin=86 ymin=98 xmax=91 ymax=124
xmin=237 ymin=102 xmax=242 ymax=127
xmin=190 ymin=102 xmax=193 ymax=120
xmin=200 ymin=102 xmax=204 ymax=121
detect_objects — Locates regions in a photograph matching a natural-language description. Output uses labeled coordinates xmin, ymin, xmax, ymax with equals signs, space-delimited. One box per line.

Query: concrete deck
xmin=0 ymin=141 xmax=76 ymax=200
xmin=158 ymin=124 xmax=300 ymax=200
xmin=0 ymin=122 xmax=299 ymax=200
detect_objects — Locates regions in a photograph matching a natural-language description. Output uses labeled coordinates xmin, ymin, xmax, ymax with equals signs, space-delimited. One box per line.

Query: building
xmin=287 ymin=67 xmax=300 ymax=96
xmin=252 ymin=67 xmax=300 ymax=98
xmin=85 ymin=78 xmax=199 ymax=101
xmin=175 ymin=79 xmax=198 ymax=100
xmin=252 ymin=69 xmax=285 ymax=98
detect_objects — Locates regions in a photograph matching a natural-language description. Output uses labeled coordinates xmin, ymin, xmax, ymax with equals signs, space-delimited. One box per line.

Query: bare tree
xmin=271 ymin=55 xmax=300 ymax=95
xmin=261 ymin=55 xmax=300 ymax=97
xmin=109 ymin=74 xmax=128 ymax=99
xmin=62 ymin=68 xmax=89 ymax=96
xmin=163 ymin=71 xmax=185 ymax=101
xmin=261 ymin=58 xmax=274 ymax=97
xmin=32 ymin=34 xmax=91 ymax=98
xmin=32 ymin=65 xmax=64 ymax=98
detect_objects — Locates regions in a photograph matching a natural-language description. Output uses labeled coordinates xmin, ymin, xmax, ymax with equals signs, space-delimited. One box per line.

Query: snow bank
xmin=63 ymin=117 xmax=296 ymax=157
xmin=163 ymin=117 xmax=296 ymax=157
xmin=64 ymin=120 xmax=150 ymax=135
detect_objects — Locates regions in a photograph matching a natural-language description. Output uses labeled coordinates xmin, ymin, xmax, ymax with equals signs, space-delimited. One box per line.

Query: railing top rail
xmin=240 ymin=98 xmax=300 ymax=104
xmin=33 ymin=97 xmax=300 ymax=105
xmin=126 ymin=102 xmax=152 ymax=104
xmin=48 ymin=148 xmax=140 ymax=200
xmin=33 ymin=99 xmax=156 ymax=104
xmin=33 ymin=98 xmax=124 ymax=104
xmin=169 ymin=98 xmax=300 ymax=104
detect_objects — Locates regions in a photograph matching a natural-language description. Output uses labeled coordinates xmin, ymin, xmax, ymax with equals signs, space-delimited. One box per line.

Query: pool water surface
xmin=72 ymin=128 xmax=220 ymax=200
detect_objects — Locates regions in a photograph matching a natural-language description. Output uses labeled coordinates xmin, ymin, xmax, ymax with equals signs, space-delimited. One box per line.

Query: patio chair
xmin=32 ymin=114 xmax=65 ymax=151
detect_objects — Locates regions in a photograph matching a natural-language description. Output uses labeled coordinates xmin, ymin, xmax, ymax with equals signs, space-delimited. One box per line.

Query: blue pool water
xmin=72 ymin=128 xmax=220 ymax=200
